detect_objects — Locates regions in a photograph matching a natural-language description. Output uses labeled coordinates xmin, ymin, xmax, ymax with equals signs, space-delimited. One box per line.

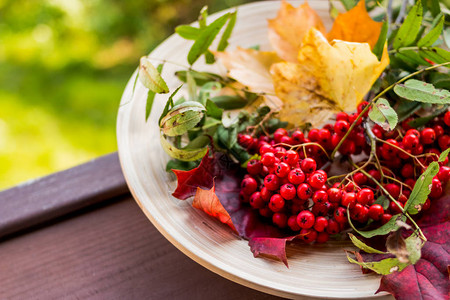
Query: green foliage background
xmin=0 ymin=0 xmax=253 ymax=189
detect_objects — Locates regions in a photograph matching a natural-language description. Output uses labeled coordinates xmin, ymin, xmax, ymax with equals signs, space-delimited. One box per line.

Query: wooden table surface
xmin=0 ymin=153 xmax=283 ymax=300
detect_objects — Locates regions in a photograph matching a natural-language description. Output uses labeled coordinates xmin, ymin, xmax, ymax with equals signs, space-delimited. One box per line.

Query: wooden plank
xmin=0 ymin=152 xmax=129 ymax=238
xmin=0 ymin=196 xmax=283 ymax=299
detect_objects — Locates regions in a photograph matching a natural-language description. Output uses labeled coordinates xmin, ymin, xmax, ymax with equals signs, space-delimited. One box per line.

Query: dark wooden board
xmin=0 ymin=196 xmax=283 ymax=300
xmin=0 ymin=152 xmax=129 ymax=238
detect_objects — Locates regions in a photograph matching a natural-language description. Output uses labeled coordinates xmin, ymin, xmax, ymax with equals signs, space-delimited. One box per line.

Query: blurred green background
xmin=0 ymin=0 xmax=253 ymax=189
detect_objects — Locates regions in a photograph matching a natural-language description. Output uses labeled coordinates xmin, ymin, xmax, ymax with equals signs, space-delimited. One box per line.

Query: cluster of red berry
xmin=238 ymin=107 xmax=450 ymax=244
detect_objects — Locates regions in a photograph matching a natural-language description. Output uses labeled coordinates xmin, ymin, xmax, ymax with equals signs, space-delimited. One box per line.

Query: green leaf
xmin=439 ymin=147 xmax=450 ymax=162
xmin=145 ymin=64 xmax=164 ymax=121
xmin=138 ymin=57 xmax=169 ymax=94
xmin=211 ymin=95 xmax=247 ymax=109
xmin=425 ymin=0 xmax=441 ymax=17
xmin=444 ymin=28 xmax=450 ymax=48
xmin=374 ymin=195 xmax=390 ymax=210
xmin=418 ymin=13 xmax=444 ymax=47
xmin=166 ymin=159 xmax=198 ymax=172
xmin=158 ymin=85 xmax=183 ymax=126
xmin=184 ymin=135 xmax=210 ymax=149
xmin=404 ymin=161 xmax=440 ymax=215
xmin=217 ymin=10 xmax=236 ymax=51
xmin=160 ymin=101 xmax=205 ymax=137
xmin=429 ymin=72 xmax=450 ymax=89
xmin=348 ymin=213 xmax=407 ymax=238
xmin=205 ymin=99 xmax=223 ymax=120
xmin=175 ymin=70 xmax=223 ymax=86
xmin=160 ymin=134 xmax=208 ymax=162
xmin=348 ymin=234 xmax=386 ymax=254
xmin=339 ymin=0 xmax=357 ymax=10
xmin=204 ymin=50 xmax=215 ymax=64
xmin=346 ymin=253 xmax=409 ymax=275
xmin=199 ymin=82 xmax=222 ymax=106
xmin=198 ymin=6 xmax=208 ymax=28
xmin=396 ymin=50 xmax=430 ymax=67
xmin=405 ymin=234 xmax=422 ymax=264
xmin=175 ymin=25 xmax=201 ymax=40
xmin=186 ymin=71 xmax=197 ymax=102
xmin=419 ymin=47 xmax=450 ymax=65
xmin=396 ymin=100 xmax=422 ymax=122
xmin=187 ymin=13 xmax=230 ymax=65
xmin=394 ymin=79 xmax=450 ymax=104
xmin=373 ymin=21 xmax=388 ymax=60
xmin=393 ymin=0 xmax=423 ymax=49
xmin=368 ymin=98 xmax=398 ymax=131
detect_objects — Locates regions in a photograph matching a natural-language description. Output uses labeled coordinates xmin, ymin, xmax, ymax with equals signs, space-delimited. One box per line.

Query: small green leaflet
xmin=159 ymin=85 xmax=183 ymax=126
xmin=346 ymin=253 xmax=409 ymax=275
xmin=205 ymin=99 xmax=223 ymax=120
xmin=187 ymin=13 xmax=231 ymax=65
xmin=439 ymin=147 xmax=450 ymax=162
xmin=217 ymin=10 xmax=237 ymax=51
xmin=396 ymin=100 xmax=422 ymax=122
xmin=417 ymin=13 xmax=444 ymax=47
xmin=374 ymin=195 xmax=390 ymax=210
xmin=160 ymin=102 xmax=205 ymax=137
xmin=396 ymin=50 xmax=430 ymax=67
xmin=211 ymin=95 xmax=247 ymax=109
xmin=175 ymin=25 xmax=200 ymax=40
xmin=393 ymin=0 xmax=423 ymax=49
xmin=348 ymin=212 xmax=406 ymax=238
xmin=404 ymin=161 xmax=440 ymax=215
xmin=407 ymin=105 xmax=448 ymax=128
xmin=368 ymin=98 xmax=398 ymax=131
xmin=394 ymin=79 xmax=450 ymax=104
xmin=419 ymin=47 xmax=450 ymax=65
xmin=372 ymin=21 xmax=388 ymax=60
xmin=160 ymin=134 xmax=208 ymax=162
xmin=348 ymin=234 xmax=386 ymax=254
xmin=138 ymin=57 xmax=169 ymax=94
xmin=166 ymin=159 xmax=198 ymax=172
xmin=146 ymin=64 xmax=164 ymax=121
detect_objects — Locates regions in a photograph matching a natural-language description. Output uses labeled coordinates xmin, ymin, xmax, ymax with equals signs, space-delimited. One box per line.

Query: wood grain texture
xmin=0 ymin=152 xmax=128 ymax=238
xmin=117 ymin=1 xmax=393 ymax=299
xmin=0 ymin=196 xmax=282 ymax=300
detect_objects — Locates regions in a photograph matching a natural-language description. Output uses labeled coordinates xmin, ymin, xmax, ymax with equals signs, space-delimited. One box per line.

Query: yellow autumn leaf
xmin=271 ymin=28 xmax=389 ymax=127
xmin=268 ymin=0 xmax=326 ymax=62
xmin=327 ymin=0 xmax=382 ymax=49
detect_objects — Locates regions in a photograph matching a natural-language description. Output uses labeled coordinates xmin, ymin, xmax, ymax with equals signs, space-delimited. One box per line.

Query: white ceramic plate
xmin=117 ymin=1 xmax=393 ymax=298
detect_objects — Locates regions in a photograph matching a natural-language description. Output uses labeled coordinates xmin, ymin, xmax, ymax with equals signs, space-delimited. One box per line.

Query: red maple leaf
xmin=361 ymin=194 xmax=450 ymax=300
xmin=172 ymin=152 xmax=294 ymax=265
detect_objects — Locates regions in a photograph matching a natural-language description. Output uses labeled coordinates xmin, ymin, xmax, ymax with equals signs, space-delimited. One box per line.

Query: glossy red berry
xmin=308 ymin=128 xmax=320 ymax=142
xmin=433 ymin=125 xmax=444 ymax=137
xmin=444 ymin=111 xmax=450 ymax=126
xmin=272 ymin=213 xmax=288 ymax=228
xmin=318 ymin=129 xmax=332 ymax=145
xmin=438 ymin=166 xmax=450 ymax=183
xmin=269 ymin=194 xmax=285 ymax=212
xmin=259 ymin=207 xmax=273 ymax=218
xmin=334 ymin=120 xmax=350 ymax=136
xmin=381 ymin=213 xmax=392 ymax=224
xmin=280 ymin=135 xmax=294 ymax=145
xmin=313 ymin=216 xmax=328 ymax=232
xmin=384 ymin=183 xmax=401 ymax=199
xmin=429 ymin=178 xmax=442 ymax=199
xmin=238 ymin=134 xmax=253 ymax=148
xmin=308 ymin=171 xmax=327 ymax=190
xmin=280 ymin=183 xmax=297 ymax=200
xmin=275 ymin=162 xmax=290 ymax=178
xmin=312 ymin=190 xmax=328 ymax=204
xmin=274 ymin=128 xmax=288 ymax=143
xmin=283 ymin=150 xmax=299 ymax=166
xmin=316 ymin=232 xmax=329 ymax=243
xmin=326 ymin=219 xmax=340 ymax=234
xmin=401 ymin=164 xmax=414 ymax=179
xmin=341 ymin=192 xmax=356 ymax=209
xmin=421 ymin=128 xmax=436 ymax=145
xmin=261 ymin=152 xmax=276 ymax=166
xmin=297 ymin=183 xmax=313 ymax=200
xmin=327 ymin=187 xmax=343 ymax=203
xmin=259 ymin=144 xmax=274 ymax=155
xmin=288 ymin=168 xmax=305 ymax=185
xmin=260 ymin=187 xmax=272 ymax=202
xmin=241 ymin=177 xmax=257 ymax=195
xmin=353 ymin=172 xmax=368 ymax=186
xmin=296 ymin=210 xmax=315 ymax=229
xmin=368 ymin=204 xmax=384 ymax=221
xmin=336 ymin=112 xmax=349 ymax=122
xmin=301 ymin=158 xmax=317 ymax=173
xmin=264 ymin=174 xmax=280 ymax=191
xmin=438 ymin=135 xmax=450 ymax=150
xmin=356 ymin=188 xmax=374 ymax=206
xmin=247 ymin=159 xmax=262 ymax=175
xmin=402 ymin=134 xmax=419 ymax=150
xmin=299 ymin=228 xmax=318 ymax=243
xmin=334 ymin=207 xmax=347 ymax=224
xmin=249 ymin=192 xmax=264 ymax=209
xmin=288 ymin=215 xmax=301 ymax=231
xmin=292 ymin=130 xmax=305 ymax=144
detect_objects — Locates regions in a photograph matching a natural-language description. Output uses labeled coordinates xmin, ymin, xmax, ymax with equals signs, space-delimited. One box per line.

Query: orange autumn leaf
xmin=193 ymin=185 xmax=236 ymax=232
xmin=271 ymin=28 xmax=389 ymax=126
xmin=268 ymin=0 xmax=326 ymax=62
xmin=327 ymin=0 xmax=382 ymax=49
